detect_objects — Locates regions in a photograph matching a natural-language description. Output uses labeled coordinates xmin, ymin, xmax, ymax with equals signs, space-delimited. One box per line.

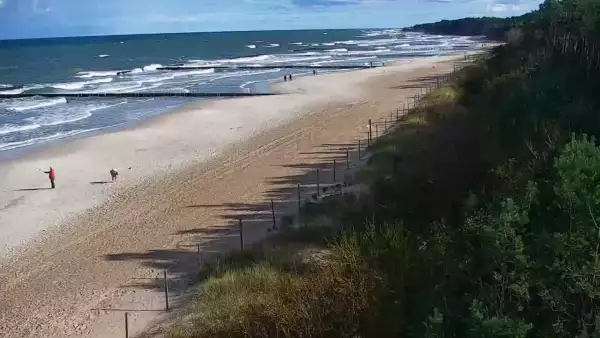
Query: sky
xmin=0 ymin=0 xmax=544 ymax=40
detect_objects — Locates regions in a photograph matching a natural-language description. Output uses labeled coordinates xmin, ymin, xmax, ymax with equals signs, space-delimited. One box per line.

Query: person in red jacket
xmin=43 ymin=167 xmax=55 ymax=189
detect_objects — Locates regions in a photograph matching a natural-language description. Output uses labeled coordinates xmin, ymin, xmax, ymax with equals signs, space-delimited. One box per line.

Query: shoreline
xmin=0 ymin=61 xmax=380 ymax=258
xmin=0 ymin=54 xmax=466 ymax=337
xmin=0 ymin=53 xmax=471 ymax=258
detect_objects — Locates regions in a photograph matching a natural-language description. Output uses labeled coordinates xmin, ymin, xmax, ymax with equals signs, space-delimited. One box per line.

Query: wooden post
xmin=125 ymin=312 xmax=129 ymax=338
xmin=390 ymin=112 xmax=393 ymax=125
xmin=368 ymin=119 xmax=372 ymax=145
xmin=316 ymin=169 xmax=320 ymax=196
xmin=358 ymin=139 xmax=361 ymax=159
xmin=396 ymin=108 xmax=399 ymax=121
xmin=197 ymin=244 xmax=201 ymax=262
xmin=333 ymin=160 xmax=336 ymax=182
xmin=164 ymin=271 xmax=170 ymax=311
xmin=375 ymin=123 xmax=379 ymax=139
xmin=271 ymin=200 xmax=276 ymax=229
xmin=239 ymin=219 xmax=244 ymax=249
xmin=346 ymin=149 xmax=350 ymax=169
xmin=297 ymin=183 xmax=301 ymax=214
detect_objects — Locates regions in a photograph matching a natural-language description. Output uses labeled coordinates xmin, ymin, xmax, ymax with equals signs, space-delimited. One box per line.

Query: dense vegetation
xmin=170 ymin=1 xmax=600 ymax=337
xmin=403 ymin=16 xmax=518 ymax=39
xmin=402 ymin=11 xmax=545 ymax=41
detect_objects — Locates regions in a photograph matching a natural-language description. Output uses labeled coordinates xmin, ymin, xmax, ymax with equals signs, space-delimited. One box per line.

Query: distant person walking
xmin=284 ymin=75 xmax=287 ymax=82
xmin=313 ymin=69 xmax=317 ymax=75
xmin=289 ymin=74 xmax=293 ymax=81
xmin=43 ymin=167 xmax=56 ymax=189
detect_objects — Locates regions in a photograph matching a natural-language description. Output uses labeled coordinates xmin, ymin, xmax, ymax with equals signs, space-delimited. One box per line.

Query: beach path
xmin=0 ymin=56 xmax=460 ymax=337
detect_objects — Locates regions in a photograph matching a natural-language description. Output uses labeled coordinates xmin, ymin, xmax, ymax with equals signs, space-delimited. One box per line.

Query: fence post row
xmin=172 ymin=71 xmax=451 ymax=332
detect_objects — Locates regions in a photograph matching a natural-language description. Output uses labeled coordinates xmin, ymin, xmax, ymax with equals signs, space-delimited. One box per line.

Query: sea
xmin=0 ymin=29 xmax=484 ymax=158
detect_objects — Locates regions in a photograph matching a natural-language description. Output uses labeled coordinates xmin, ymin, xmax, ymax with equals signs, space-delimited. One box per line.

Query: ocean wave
xmin=4 ymin=97 xmax=67 ymax=112
xmin=83 ymin=82 xmax=144 ymax=93
xmin=98 ymin=54 xmax=110 ymax=58
xmin=330 ymin=49 xmax=392 ymax=56
xmin=322 ymin=43 xmax=336 ymax=46
xmin=25 ymin=100 xmax=128 ymax=126
xmin=130 ymin=63 xmax=164 ymax=74
xmin=0 ymin=123 xmax=40 ymax=135
xmin=326 ymin=48 xmax=348 ymax=52
xmin=290 ymin=42 xmax=303 ymax=45
xmin=143 ymin=64 xmax=163 ymax=72
xmin=76 ymin=70 xmax=123 ymax=79
xmin=0 ymin=128 xmax=101 ymax=152
xmin=359 ymin=29 xmax=403 ymax=38
xmin=211 ymin=68 xmax=282 ymax=81
xmin=173 ymin=68 xmax=215 ymax=77
xmin=0 ymin=88 xmax=24 ymax=95
xmin=226 ymin=55 xmax=271 ymax=63
xmin=310 ymin=56 xmax=377 ymax=65
xmin=51 ymin=77 xmax=114 ymax=90
xmin=265 ymin=43 xmax=280 ymax=48
xmin=246 ymin=45 xmax=257 ymax=49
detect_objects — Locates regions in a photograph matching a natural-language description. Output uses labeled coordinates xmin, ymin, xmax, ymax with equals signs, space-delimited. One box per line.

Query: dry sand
xmin=0 ymin=55 xmax=461 ymax=337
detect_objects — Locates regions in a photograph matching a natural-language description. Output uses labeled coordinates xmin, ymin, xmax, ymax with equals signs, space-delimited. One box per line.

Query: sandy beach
xmin=0 ymin=55 xmax=462 ymax=337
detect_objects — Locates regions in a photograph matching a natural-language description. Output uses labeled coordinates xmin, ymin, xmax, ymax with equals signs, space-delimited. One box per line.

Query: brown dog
xmin=110 ymin=169 xmax=119 ymax=182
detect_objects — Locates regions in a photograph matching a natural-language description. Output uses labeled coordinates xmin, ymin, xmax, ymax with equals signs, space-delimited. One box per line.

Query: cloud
xmin=290 ymin=0 xmax=395 ymax=7
xmin=32 ymin=0 xmax=51 ymax=13
xmin=488 ymin=3 xmax=520 ymax=12
xmin=0 ymin=0 xmax=5 ymax=9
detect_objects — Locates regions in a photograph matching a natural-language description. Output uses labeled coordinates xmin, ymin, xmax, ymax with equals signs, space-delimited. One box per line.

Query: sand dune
xmin=0 ymin=55 xmax=461 ymax=337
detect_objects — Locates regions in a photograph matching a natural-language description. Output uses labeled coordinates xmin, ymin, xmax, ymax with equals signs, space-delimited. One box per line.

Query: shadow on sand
xmin=15 ymin=187 xmax=53 ymax=191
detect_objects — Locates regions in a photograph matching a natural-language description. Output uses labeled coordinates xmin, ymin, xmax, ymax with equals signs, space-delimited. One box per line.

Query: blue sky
xmin=0 ymin=0 xmax=543 ymax=39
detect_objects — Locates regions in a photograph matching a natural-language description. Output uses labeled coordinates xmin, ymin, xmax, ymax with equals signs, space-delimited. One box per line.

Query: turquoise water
xmin=0 ymin=29 xmax=482 ymax=154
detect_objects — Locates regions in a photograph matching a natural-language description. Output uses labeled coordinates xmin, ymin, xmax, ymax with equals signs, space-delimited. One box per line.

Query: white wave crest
xmin=246 ymin=45 xmax=257 ymax=49
xmin=130 ymin=64 xmax=164 ymax=74
xmin=5 ymin=97 xmax=67 ymax=112
xmin=76 ymin=70 xmax=122 ymax=79
xmin=143 ymin=64 xmax=163 ymax=72
xmin=265 ymin=43 xmax=279 ymax=48
xmin=25 ymin=100 xmax=128 ymax=127
xmin=51 ymin=77 xmax=113 ymax=90
xmin=98 ymin=54 xmax=110 ymax=58
xmin=173 ymin=68 xmax=215 ymax=77
xmin=0 ymin=129 xmax=101 ymax=152
xmin=0 ymin=123 xmax=40 ymax=135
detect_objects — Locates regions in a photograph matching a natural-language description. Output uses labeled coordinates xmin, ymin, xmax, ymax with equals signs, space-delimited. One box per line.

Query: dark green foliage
xmin=403 ymin=15 xmax=532 ymax=40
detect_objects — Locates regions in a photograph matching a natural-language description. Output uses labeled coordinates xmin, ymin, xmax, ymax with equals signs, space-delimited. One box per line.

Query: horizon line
xmin=0 ymin=26 xmax=408 ymax=42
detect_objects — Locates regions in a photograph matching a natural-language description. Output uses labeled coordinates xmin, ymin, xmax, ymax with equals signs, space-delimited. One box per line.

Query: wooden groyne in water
xmin=0 ymin=92 xmax=276 ymax=99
